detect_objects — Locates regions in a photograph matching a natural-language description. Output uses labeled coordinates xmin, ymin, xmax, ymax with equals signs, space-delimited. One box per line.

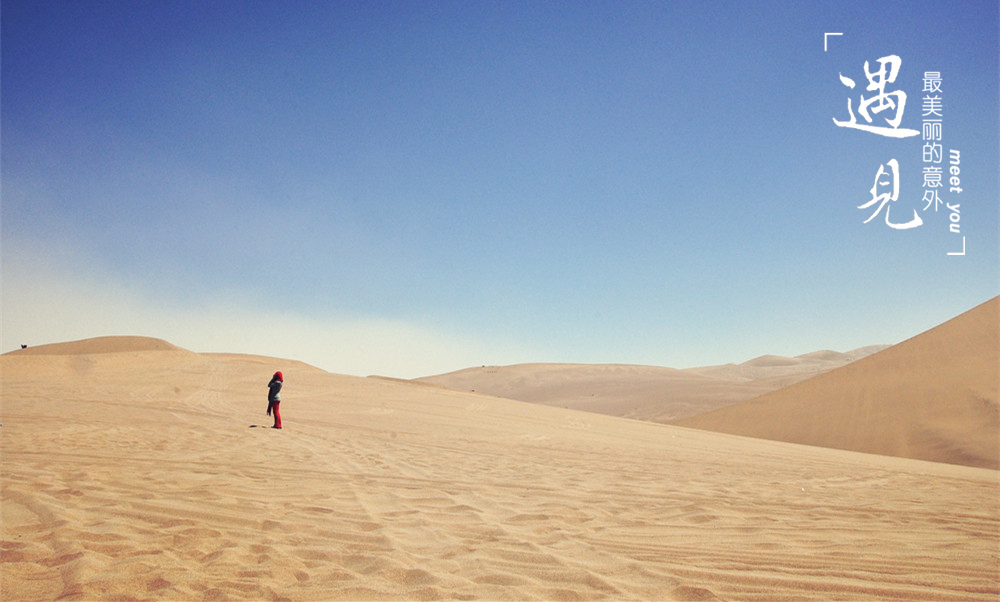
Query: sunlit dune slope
xmin=11 ymin=335 xmax=187 ymax=355
xmin=2 ymin=337 xmax=996 ymax=600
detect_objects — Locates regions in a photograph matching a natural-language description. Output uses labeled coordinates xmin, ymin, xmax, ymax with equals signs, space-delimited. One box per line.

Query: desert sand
xmin=2 ymin=335 xmax=997 ymax=600
xmin=416 ymin=346 xmax=888 ymax=424
xmin=676 ymin=297 xmax=999 ymax=470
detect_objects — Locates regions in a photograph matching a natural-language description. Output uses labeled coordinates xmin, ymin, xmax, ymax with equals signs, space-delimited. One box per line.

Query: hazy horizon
xmin=3 ymin=0 xmax=997 ymax=378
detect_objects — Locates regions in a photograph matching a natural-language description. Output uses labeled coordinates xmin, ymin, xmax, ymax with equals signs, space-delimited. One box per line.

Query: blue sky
xmin=3 ymin=0 xmax=997 ymax=377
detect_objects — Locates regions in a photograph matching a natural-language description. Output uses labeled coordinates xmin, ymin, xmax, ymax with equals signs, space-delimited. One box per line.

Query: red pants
xmin=271 ymin=402 xmax=282 ymax=428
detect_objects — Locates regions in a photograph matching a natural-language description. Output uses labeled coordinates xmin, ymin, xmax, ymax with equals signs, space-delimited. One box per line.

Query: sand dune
xmin=686 ymin=345 xmax=889 ymax=382
xmin=2 ymin=338 xmax=997 ymax=600
xmin=418 ymin=363 xmax=743 ymax=422
xmin=675 ymin=297 xmax=1000 ymax=470
xmin=416 ymin=347 xmax=887 ymax=423
xmin=12 ymin=335 xmax=187 ymax=355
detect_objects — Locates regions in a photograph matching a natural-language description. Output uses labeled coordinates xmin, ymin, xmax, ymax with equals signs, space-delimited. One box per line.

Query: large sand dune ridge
xmin=2 ymin=338 xmax=997 ymax=600
xmin=675 ymin=297 xmax=999 ymax=469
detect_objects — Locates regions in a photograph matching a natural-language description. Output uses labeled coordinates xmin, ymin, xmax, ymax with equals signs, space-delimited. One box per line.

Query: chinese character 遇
xmin=834 ymin=55 xmax=919 ymax=138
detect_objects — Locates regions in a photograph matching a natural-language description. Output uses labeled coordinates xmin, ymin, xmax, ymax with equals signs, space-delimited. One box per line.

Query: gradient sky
xmin=3 ymin=0 xmax=998 ymax=377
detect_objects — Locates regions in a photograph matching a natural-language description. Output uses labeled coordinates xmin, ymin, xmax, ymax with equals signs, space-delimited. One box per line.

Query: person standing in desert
xmin=267 ymin=371 xmax=283 ymax=429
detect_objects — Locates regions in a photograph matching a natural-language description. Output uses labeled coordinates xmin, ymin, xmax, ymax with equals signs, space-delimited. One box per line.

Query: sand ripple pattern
xmin=2 ymin=349 xmax=998 ymax=600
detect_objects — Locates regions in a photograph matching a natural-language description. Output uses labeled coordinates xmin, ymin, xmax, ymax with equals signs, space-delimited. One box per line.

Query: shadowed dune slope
xmin=417 ymin=363 xmax=751 ymax=422
xmin=416 ymin=347 xmax=887 ymax=423
xmin=675 ymin=297 xmax=1000 ymax=469
xmin=3 ymin=338 xmax=997 ymax=600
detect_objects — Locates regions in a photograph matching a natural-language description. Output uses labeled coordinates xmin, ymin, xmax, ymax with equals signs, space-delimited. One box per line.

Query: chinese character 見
xmin=858 ymin=159 xmax=923 ymax=229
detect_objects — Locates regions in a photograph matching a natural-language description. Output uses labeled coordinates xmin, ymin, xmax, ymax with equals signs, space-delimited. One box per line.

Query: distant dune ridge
xmin=687 ymin=345 xmax=889 ymax=381
xmin=1 ymin=301 xmax=997 ymax=599
xmin=675 ymin=296 xmax=1000 ymax=469
xmin=416 ymin=346 xmax=889 ymax=423
xmin=419 ymin=299 xmax=998 ymax=470
xmin=12 ymin=335 xmax=186 ymax=355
